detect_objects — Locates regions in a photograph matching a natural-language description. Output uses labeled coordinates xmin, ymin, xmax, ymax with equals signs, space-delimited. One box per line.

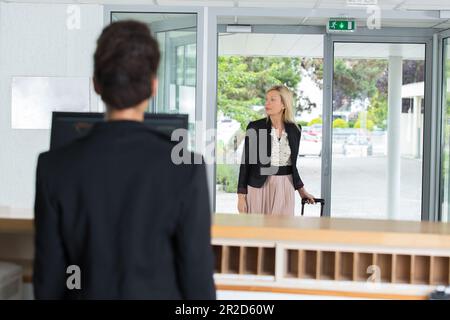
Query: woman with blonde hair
xmin=237 ymin=84 xmax=315 ymax=215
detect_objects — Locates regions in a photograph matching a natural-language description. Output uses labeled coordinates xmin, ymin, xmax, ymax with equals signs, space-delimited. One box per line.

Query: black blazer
xmin=33 ymin=120 xmax=216 ymax=300
xmin=237 ymin=117 xmax=304 ymax=194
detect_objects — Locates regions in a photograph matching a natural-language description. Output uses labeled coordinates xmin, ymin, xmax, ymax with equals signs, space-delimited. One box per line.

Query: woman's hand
xmin=237 ymin=194 xmax=248 ymax=213
xmin=298 ymin=187 xmax=315 ymax=204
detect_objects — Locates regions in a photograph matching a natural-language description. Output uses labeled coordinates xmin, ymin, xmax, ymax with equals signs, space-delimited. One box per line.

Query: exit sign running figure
xmin=327 ymin=19 xmax=356 ymax=33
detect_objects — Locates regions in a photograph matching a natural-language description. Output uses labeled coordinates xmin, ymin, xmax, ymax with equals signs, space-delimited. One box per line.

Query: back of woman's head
xmin=94 ymin=20 xmax=160 ymax=110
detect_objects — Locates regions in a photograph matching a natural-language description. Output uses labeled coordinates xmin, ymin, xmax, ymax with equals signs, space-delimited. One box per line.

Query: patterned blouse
xmin=270 ymin=127 xmax=292 ymax=166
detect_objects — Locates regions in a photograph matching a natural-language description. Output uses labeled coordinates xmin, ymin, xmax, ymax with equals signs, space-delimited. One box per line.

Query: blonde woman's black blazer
xmin=237 ymin=117 xmax=304 ymax=194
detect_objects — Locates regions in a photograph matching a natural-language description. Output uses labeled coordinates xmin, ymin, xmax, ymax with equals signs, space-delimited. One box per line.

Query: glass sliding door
xmin=440 ymin=36 xmax=450 ymax=223
xmin=331 ymin=42 xmax=426 ymax=221
xmin=215 ymin=27 xmax=324 ymax=215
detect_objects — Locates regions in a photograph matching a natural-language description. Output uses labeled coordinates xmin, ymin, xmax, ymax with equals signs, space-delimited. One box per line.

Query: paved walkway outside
xmin=215 ymin=155 xmax=422 ymax=221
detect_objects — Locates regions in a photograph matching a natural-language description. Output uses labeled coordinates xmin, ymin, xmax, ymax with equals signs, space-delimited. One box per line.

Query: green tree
xmin=367 ymin=91 xmax=388 ymax=130
xmin=333 ymin=118 xmax=349 ymax=128
xmin=333 ymin=59 xmax=388 ymax=111
xmin=354 ymin=112 xmax=375 ymax=131
xmin=217 ymin=56 xmax=302 ymax=130
xmin=308 ymin=118 xmax=322 ymax=126
xmin=298 ymin=120 xmax=309 ymax=127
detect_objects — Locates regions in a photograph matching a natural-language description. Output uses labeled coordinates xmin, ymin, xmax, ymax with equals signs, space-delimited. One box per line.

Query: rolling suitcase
xmin=301 ymin=198 xmax=325 ymax=217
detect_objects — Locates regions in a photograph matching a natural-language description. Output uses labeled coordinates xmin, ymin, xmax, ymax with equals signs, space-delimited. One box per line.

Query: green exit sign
xmin=327 ymin=19 xmax=356 ymax=33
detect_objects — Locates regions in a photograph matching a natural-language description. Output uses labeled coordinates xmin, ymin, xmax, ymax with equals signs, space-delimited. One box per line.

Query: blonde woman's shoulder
xmin=247 ymin=117 xmax=268 ymax=129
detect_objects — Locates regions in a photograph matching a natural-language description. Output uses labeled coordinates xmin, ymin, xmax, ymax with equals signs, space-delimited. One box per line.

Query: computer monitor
xmin=50 ymin=111 xmax=188 ymax=150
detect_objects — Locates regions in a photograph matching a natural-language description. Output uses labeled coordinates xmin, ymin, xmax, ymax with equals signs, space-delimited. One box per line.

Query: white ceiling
xmin=334 ymin=41 xmax=425 ymax=59
xmin=5 ymin=0 xmax=450 ymax=28
xmin=111 ymin=12 xmax=195 ymax=23
xmin=219 ymin=33 xmax=425 ymax=59
xmin=218 ymin=15 xmax=450 ymax=28
xmin=5 ymin=0 xmax=450 ymax=10
xmin=219 ymin=33 xmax=324 ymax=57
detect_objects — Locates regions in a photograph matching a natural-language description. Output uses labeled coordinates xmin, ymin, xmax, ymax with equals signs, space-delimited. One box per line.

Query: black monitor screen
xmin=50 ymin=112 xmax=188 ymax=150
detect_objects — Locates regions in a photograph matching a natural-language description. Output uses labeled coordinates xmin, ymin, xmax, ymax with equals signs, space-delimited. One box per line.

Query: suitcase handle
xmin=301 ymin=198 xmax=325 ymax=217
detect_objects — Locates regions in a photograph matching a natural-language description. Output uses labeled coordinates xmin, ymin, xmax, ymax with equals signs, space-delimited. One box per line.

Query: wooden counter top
xmin=0 ymin=207 xmax=33 ymax=234
xmin=2 ymin=207 xmax=450 ymax=249
xmin=0 ymin=218 xmax=33 ymax=235
xmin=212 ymin=213 xmax=450 ymax=250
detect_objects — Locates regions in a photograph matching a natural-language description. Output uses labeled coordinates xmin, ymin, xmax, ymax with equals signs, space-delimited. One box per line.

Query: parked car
xmin=343 ymin=134 xmax=373 ymax=156
xmin=307 ymin=123 xmax=322 ymax=137
xmin=299 ymin=132 xmax=321 ymax=157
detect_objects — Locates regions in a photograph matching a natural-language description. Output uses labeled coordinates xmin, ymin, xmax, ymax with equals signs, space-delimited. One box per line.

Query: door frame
xmin=206 ymin=6 xmax=446 ymax=218
xmin=324 ymin=29 xmax=435 ymax=220
xmin=214 ymin=24 xmax=325 ymax=214
xmin=149 ymin=16 xmax=197 ymax=114
xmin=434 ymin=28 xmax=450 ymax=221
xmin=213 ymin=22 xmax=437 ymax=220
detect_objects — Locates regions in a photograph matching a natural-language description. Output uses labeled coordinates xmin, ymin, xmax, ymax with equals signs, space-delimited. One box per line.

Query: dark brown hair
xmin=94 ymin=20 xmax=160 ymax=110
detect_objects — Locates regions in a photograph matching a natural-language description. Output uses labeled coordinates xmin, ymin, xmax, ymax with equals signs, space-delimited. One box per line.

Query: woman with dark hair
xmin=33 ymin=20 xmax=216 ymax=300
xmin=93 ymin=20 xmax=160 ymax=118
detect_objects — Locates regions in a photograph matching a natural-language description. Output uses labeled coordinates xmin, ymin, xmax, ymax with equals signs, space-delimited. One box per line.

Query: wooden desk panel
xmin=1 ymin=210 xmax=449 ymax=299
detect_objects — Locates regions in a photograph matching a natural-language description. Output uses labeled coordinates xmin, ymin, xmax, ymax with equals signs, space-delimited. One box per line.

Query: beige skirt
xmin=246 ymin=175 xmax=295 ymax=216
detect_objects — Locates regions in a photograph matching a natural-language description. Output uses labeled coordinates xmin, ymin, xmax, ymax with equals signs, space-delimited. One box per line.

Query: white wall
xmin=0 ymin=2 xmax=104 ymax=214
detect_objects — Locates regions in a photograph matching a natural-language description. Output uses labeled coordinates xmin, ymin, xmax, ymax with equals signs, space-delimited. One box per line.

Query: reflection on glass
xmin=332 ymin=43 xmax=425 ymax=221
xmin=215 ymin=33 xmax=323 ymax=215
xmin=441 ymin=38 xmax=450 ymax=223
xmin=111 ymin=12 xmax=197 ymax=150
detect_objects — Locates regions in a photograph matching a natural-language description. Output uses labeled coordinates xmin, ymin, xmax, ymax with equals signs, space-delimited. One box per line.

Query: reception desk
xmin=1 ymin=208 xmax=450 ymax=299
xmin=212 ymin=214 xmax=450 ymax=299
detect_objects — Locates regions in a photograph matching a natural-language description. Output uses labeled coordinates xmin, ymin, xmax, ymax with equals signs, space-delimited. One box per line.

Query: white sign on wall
xmin=11 ymin=76 xmax=91 ymax=129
